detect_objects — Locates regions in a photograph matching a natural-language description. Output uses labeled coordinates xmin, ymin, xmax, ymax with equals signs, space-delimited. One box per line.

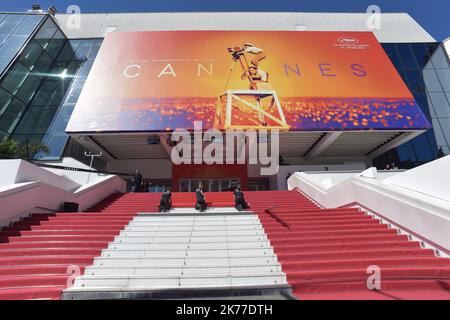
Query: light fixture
xmin=32 ymin=4 xmax=41 ymax=10
xmin=48 ymin=6 xmax=57 ymax=16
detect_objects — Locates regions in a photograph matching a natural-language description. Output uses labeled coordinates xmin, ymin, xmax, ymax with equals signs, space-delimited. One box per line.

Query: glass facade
xmin=0 ymin=13 xmax=45 ymax=76
xmin=376 ymin=42 xmax=450 ymax=168
xmin=0 ymin=12 xmax=103 ymax=165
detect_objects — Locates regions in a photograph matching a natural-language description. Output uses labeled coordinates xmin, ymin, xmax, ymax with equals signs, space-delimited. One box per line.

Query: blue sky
xmin=2 ymin=0 xmax=449 ymax=40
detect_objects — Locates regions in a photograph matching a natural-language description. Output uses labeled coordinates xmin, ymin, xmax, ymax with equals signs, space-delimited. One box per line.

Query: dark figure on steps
xmin=131 ymin=169 xmax=142 ymax=192
xmin=234 ymin=186 xmax=249 ymax=211
xmin=159 ymin=188 xmax=172 ymax=212
xmin=195 ymin=183 xmax=207 ymax=212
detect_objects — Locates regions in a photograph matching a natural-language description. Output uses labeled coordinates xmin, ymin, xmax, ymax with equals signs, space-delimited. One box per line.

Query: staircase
xmin=0 ymin=190 xmax=449 ymax=300
xmin=245 ymin=191 xmax=450 ymax=300
xmin=63 ymin=208 xmax=290 ymax=299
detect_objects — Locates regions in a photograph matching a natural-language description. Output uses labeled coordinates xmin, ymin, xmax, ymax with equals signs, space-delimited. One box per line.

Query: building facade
xmin=0 ymin=10 xmax=449 ymax=189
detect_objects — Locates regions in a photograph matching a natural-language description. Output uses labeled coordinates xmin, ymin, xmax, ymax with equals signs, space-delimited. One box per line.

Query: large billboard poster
xmin=66 ymin=31 xmax=430 ymax=133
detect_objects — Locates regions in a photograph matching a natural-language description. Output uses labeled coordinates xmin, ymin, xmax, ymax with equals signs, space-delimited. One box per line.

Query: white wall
xmin=0 ymin=159 xmax=127 ymax=228
xmin=0 ymin=159 xmax=80 ymax=191
xmin=271 ymin=163 xmax=367 ymax=190
xmin=55 ymin=12 xmax=435 ymax=43
xmin=40 ymin=157 xmax=109 ymax=185
xmin=384 ymin=156 xmax=450 ymax=202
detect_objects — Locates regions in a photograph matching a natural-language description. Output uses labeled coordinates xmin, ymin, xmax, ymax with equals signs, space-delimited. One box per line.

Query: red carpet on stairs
xmin=0 ymin=193 xmax=160 ymax=300
xmin=0 ymin=190 xmax=449 ymax=300
xmin=244 ymin=190 xmax=450 ymax=300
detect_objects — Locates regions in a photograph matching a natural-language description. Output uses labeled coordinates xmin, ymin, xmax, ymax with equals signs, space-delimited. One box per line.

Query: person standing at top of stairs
xmin=131 ymin=170 xmax=142 ymax=192
xmin=195 ymin=183 xmax=208 ymax=212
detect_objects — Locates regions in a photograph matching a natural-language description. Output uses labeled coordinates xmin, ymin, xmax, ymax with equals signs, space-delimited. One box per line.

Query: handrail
xmin=264 ymin=206 xmax=290 ymax=230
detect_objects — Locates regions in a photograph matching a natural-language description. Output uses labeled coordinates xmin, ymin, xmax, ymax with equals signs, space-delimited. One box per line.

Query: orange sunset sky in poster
xmin=78 ymin=30 xmax=412 ymax=100
xmin=67 ymin=30 xmax=430 ymax=133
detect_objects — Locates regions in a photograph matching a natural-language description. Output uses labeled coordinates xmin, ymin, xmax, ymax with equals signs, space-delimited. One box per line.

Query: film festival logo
xmin=170 ymin=122 xmax=280 ymax=176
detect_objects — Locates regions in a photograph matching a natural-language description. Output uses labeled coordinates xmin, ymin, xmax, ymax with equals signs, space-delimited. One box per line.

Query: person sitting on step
xmin=159 ymin=188 xmax=172 ymax=212
xmin=234 ymin=186 xmax=249 ymax=211
xmin=195 ymin=183 xmax=207 ymax=212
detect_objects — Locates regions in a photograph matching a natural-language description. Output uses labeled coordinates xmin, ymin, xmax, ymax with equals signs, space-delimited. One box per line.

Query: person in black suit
xmin=234 ymin=186 xmax=248 ymax=211
xmin=159 ymin=188 xmax=172 ymax=212
xmin=195 ymin=183 xmax=207 ymax=212
xmin=131 ymin=170 xmax=142 ymax=192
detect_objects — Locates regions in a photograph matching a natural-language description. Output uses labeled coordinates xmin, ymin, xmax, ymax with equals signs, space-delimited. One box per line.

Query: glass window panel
xmin=77 ymin=60 xmax=94 ymax=80
xmin=0 ymin=98 xmax=27 ymax=133
xmin=74 ymin=40 xmax=93 ymax=59
xmin=430 ymin=46 xmax=450 ymax=69
xmin=15 ymin=73 xmax=41 ymax=103
xmin=19 ymin=39 xmax=44 ymax=71
xmin=413 ymin=92 xmax=432 ymax=119
xmin=412 ymin=146 xmax=434 ymax=161
xmin=221 ymin=180 xmax=229 ymax=191
xmin=13 ymin=107 xmax=41 ymax=134
xmin=0 ymin=14 xmax=23 ymax=35
xmin=397 ymin=44 xmax=418 ymax=69
xmin=435 ymin=69 xmax=450 ymax=91
xmin=66 ymin=85 xmax=83 ymax=104
xmin=423 ymin=68 xmax=443 ymax=92
xmin=88 ymin=39 xmax=103 ymax=60
xmin=210 ymin=180 xmax=219 ymax=192
xmin=405 ymin=69 xmax=426 ymax=93
xmin=397 ymin=70 xmax=410 ymax=88
xmin=0 ymin=87 xmax=13 ymax=115
xmin=13 ymin=14 xmax=43 ymax=36
xmin=431 ymin=119 xmax=448 ymax=148
xmin=0 ymin=58 xmax=10 ymax=74
xmin=438 ymin=118 xmax=450 ymax=145
xmin=32 ymin=50 xmax=52 ymax=74
xmin=51 ymin=105 xmax=74 ymax=133
xmin=180 ymin=180 xmax=189 ymax=192
xmin=34 ymin=106 xmax=58 ymax=134
xmin=426 ymin=92 xmax=438 ymax=118
xmin=66 ymin=60 xmax=82 ymax=77
xmin=45 ymin=30 xmax=65 ymax=59
xmin=1 ymin=62 xmax=30 ymax=95
xmin=29 ymin=80 xmax=59 ymax=108
xmin=410 ymin=43 xmax=433 ymax=69
xmin=413 ymin=132 xmax=431 ymax=147
xmin=56 ymin=41 xmax=76 ymax=62
xmin=382 ymin=44 xmax=402 ymax=68
xmin=0 ymin=35 xmax=28 ymax=58
xmin=429 ymin=92 xmax=450 ymax=117
xmin=35 ymin=18 xmax=57 ymax=50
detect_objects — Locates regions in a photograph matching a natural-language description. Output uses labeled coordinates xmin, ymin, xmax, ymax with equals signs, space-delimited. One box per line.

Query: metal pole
xmin=84 ymin=151 xmax=102 ymax=184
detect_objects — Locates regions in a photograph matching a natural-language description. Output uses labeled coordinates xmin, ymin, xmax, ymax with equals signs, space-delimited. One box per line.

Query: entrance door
xmin=179 ymin=178 xmax=240 ymax=192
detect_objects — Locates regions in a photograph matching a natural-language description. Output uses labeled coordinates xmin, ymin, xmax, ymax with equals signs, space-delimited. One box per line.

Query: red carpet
xmin=0 ymin=190 xmax=449 ymax=300
xmin=244 ymin=190 xmax=450 ymax=300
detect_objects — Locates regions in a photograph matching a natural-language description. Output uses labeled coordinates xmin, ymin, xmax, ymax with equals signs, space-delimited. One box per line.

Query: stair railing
xmin=264 ymin=206 xmax=291 ymax=230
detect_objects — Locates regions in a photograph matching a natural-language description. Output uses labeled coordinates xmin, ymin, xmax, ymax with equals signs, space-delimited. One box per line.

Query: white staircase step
xmin=100 ymin=248 xmax=275 ymax=258
xmin=119 ymin=230 xmax=266 ymax=237
xmin=85 ymin=265 xmax=283 ymax=276
xmin=65 ymin=211 xmax=289 ymax=298
xmin=108 ymin=241 xmax=272 ymax=250
xmin=124 ymin=225 xmax=262 ymax=231
xmin=72 ymin=273 xmax=287 ymax=289
xmin=114 ymin=235 xmax=269 ymax=243
xmin=94 ymin=256 xmax=280 ymax=267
